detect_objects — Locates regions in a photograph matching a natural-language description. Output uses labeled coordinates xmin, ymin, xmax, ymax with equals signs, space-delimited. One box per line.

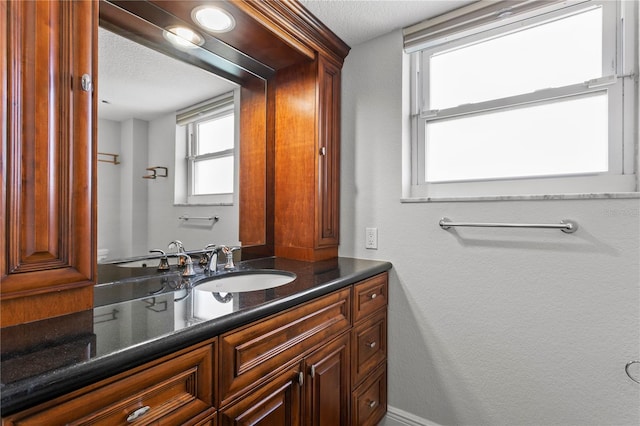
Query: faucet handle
xmin=176 ymin=253 xmax=196 ymax=277
xmin=199 ymin=244 xmax=218 ymax=266
xmin=150 ymin=249 xmax=170 ymax=271
xmin=222 ymin=246 xmax=240 ymax=270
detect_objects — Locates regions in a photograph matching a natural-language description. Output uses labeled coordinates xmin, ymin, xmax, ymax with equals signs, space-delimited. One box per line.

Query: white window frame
xmin=174 ymin=91 xmax=239 ymax=206
xmin=406 ymin=0 xmax=638 ymax=201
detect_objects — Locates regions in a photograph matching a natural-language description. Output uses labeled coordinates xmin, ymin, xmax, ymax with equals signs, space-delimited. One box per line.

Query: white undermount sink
xmin=194 ymin=270 xmax=296 ymax=293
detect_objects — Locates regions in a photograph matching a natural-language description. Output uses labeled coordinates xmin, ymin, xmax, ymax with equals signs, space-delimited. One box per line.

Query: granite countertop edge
xmin=1 ymin=258 xmax=392 ymax=416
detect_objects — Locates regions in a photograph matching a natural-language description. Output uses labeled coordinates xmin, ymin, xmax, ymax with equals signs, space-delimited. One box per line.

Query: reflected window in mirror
xmin=175 ymin=92 xmax=238 ymax=205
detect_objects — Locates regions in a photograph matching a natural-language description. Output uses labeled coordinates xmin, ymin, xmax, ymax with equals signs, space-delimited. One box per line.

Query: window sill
xmin=401 ymin=192 xmax=640 ymax=203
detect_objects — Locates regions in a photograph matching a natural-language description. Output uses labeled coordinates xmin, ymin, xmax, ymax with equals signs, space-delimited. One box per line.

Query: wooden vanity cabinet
xmin=2 ymin=340 xmax=217 ymax=426
xmin=2 ymin=273 xmax=388 ymax=425
xmin=351 ymin=274 xmax=389 ymax=426
xmin=219 ymin=273 xmax=388 ymax=425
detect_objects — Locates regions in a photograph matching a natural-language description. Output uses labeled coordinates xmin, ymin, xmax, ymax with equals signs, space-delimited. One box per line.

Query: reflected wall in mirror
xmin=98 ymin=27 xmax=240 ymax=262
xmin=97 ymin=0 xmax=269 ymax=266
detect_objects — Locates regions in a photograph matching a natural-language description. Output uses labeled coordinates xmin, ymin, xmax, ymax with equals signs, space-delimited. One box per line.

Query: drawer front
xmin=219 ymin=363 xmax=302 ymax=426
xmin=4 ymin=344 xmax=215 ymax=425
xmin=353 ymin=273 xmax=388 ymax=323
xmin=351 ymin=310 xmax=387 ymax=388
xmin=219 ymin=287 xmax=351 ymax=406
xmin=352 ymin=363 xmax=387 ymax=426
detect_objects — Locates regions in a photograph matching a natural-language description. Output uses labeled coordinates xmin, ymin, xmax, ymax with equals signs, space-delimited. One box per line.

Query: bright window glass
xmin=425 ymin=93 xmax=609 ymax=182
xmin=196 ymin=113 xmax=234 ymax=154
xmin=193 ymin=156 xmax=234 ymax=195
xmin=429 ymin=7 xmax=603 ymax=110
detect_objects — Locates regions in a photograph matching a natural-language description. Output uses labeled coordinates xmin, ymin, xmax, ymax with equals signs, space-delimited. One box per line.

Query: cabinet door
xmin=303 ymin=332 xmax=350 ymax=426
xmin=316 ymin=57 xmax=340 ymax=249
xmin=219 ymin=363 xmax=302 ymax=426
xmin=1 ymin=0 xmax=96 ymax=326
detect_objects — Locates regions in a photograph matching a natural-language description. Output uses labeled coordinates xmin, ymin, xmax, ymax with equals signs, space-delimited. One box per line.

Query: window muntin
xmin=409 ymin=0 xmax=636 ymax=199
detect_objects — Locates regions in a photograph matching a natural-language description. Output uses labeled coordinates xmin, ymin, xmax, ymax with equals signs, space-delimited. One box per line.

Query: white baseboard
xmin=384 ymin=406 xmax=443 ymax=426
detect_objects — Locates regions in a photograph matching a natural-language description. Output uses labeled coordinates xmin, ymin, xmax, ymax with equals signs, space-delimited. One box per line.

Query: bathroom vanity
xmin=1 ymin=0 xmax=383 ymax=424
xmin=1 ymin=258 xmax=390 ymax=425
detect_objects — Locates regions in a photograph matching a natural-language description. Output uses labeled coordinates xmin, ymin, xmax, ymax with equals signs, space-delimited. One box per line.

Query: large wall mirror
xmin=97 ymin=1 xmax=272 ymax=271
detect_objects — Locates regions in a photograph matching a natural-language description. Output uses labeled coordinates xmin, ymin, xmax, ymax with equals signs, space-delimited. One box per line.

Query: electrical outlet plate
xmin=365 ymin=227 xmax=378 ymax=249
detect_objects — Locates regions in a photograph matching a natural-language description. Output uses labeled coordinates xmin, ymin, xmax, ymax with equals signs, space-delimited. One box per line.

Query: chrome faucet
xmin=168 ymin=240 xmax=186 ymax=267
xmin=175 ymin=253 xmax=196 ymax=277
xmin=204 ymin=245 xmax=222 ymax=273
xmin=222 ymin=246 xmax=240 ymax=270
xmin=199 ymin=244 xmax=216 ymax=267
xmin=149 ymin=249 xmax=170 ymax=271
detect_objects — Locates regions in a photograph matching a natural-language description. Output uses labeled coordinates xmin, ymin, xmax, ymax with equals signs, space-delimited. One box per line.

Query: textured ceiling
xmin=299 ymin=0 xmax=475 ymax=47
xmin=98 ymin=28 xmax=236 ymax=122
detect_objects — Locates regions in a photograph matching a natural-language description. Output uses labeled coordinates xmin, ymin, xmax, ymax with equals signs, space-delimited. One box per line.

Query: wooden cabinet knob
xmin=370 ymin=293 xmax=377 ymax=299
xmin=366 ymin=341 xmax=376 ymax=349
xmin=367 ymin=400 xmax=377 ymax=409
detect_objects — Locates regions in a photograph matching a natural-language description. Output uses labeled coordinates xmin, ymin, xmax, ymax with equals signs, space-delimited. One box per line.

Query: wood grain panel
xmin=351 ymin=310 xmax=387 ymax=388
xmin=2 ymin=341 xmax=216 ymax=425
xmin=219 ymin=287 xmax=350 ymax=406
xmin=351 ymin=363 xmax=387 ymax=426
xmin=353 ymin=273 xmax=388 ymax=323
xmin=304 ymin=332 xmax=350 ymax=426
xmin=316 ymin=58 xmax=340 ymax=247
xmin=1 ymin=0 xmax=96 ymax=326
xmin=238 ymin=77 xmax=268 ymax=247
xmin=219 ymin=362 xmax=302 ymax=426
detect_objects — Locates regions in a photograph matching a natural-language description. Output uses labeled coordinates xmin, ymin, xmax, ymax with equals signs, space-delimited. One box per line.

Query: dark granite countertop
xmin=0 ymin=256 xmax=391 ymax=416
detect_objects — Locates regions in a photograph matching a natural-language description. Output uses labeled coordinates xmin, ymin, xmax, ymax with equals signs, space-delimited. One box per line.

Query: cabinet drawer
xmin=219 ymin=363 xmax=302 ymax=426
xmin=353 ymin=273 xmax=388 ymax=322
xmin=4 ymin=344 xmax=215 ymax=425
xmin=351 ymin=310 xmax=387 ymax=388
xmin=352 ymin=363 xmax=387 ymax=426
xmin=219 ymin=287 xmax=351 ymax=406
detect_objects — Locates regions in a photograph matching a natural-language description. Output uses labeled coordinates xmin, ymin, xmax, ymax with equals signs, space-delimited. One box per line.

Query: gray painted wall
xmin=339 ymin=29 xmax=640 ymax=425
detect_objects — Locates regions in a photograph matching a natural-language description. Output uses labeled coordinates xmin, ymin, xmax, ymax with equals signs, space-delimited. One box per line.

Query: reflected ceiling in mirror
xmin=98 ymin=27 xmax=237 ymax=122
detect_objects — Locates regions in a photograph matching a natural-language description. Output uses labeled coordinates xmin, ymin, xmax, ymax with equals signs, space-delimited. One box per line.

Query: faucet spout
xmin=204 ymin=245 xmax=221 ymax=273
xmin=168 ymin=240 xmax=186 ymax=267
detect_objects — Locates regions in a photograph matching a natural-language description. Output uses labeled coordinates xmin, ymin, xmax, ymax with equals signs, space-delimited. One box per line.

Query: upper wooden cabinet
xmin=274 ymin=56 xmax=343 ymax=261
xmin=1 ymin=0 xmax=97 ymax=326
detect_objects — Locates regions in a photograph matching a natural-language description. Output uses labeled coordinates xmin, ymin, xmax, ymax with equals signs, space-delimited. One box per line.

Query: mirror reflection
xmin=97 ymin=27 xmax=242 ymax=264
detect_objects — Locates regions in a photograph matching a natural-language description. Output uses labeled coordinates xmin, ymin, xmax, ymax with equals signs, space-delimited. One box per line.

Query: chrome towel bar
xmin=439 ymin=217 xmax=578 ymax=233
xmin=178 ymin=215 xmax=220 ymax=222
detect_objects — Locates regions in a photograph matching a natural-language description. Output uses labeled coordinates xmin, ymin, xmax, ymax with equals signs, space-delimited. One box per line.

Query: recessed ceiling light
xmin=163 ymin=26 xmax=204 ymax=49
xmin=192 ymin=6 xmax=235 ymax=33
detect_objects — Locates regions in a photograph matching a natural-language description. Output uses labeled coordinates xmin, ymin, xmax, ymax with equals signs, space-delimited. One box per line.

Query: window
xmin=175 ymin=92 xmax=237 ymax=205
xmin=405 ymin=0 xmax=638 ymax=199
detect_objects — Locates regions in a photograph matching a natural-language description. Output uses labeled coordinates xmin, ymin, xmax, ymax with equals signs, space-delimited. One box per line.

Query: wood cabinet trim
xmin=1 ymin=0 xmax=96 ymax=326
xmin=353 ymin=272 xmax=389 ymax=323
xmin=2 ymin=340 xmax=217 ymax=425
xmin=352 ymin=309 xmax=387 ymax=389
xmin=219 ymin=287 xmax=351 ymax=406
